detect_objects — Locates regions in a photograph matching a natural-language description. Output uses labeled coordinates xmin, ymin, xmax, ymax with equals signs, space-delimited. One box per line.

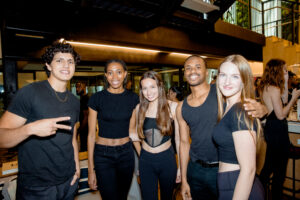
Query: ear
xmin=46 ymin=63 xmax=52 ymax=72
xmin=124 ymin=71 xmax=128 ymax=77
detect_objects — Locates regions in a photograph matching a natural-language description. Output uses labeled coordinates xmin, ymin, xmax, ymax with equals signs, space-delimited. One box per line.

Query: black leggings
xmin=218 ymin=170 xmax=264 ymax=200
xmin=94 ymin=142 xmax=134 ymax=200
xmin=139 ymin=147 xmax=177 ymax=200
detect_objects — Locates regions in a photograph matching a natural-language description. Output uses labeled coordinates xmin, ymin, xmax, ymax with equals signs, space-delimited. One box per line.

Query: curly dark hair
xmin=41 ymin=42 xmax=80 ymax=77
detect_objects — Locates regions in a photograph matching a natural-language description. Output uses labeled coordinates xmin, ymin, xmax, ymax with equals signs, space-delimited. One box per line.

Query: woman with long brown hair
xmin=129 ymin=71 xmax=180 ymax=200
xmin=212 ymin=55 xmax=264 ymax=199
xmin=258 ymin=59 xmax=300 ymax=200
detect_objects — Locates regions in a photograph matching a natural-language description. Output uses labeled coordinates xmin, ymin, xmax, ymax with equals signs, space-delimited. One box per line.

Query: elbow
xmin=240 ymin=165 xmax=256 ymax=178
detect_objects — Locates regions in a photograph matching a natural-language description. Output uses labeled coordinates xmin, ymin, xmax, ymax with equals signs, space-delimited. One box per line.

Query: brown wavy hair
xmin=216 ymin=55 xmax=262 ymax=144
xmin=258 ymin=59 xmax=285 ymax=96
xmin=137 ymin=71 xmax=172 ymax=138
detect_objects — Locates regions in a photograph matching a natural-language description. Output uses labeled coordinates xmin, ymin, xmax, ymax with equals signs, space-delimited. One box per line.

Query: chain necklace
xmin=54 ymin=90 xmax=68 ymax=102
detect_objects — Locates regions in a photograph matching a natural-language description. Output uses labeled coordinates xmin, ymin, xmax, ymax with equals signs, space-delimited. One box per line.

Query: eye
xmin=233 ymin=75 xmax=240 ymax=79
xmin=68 ymin=60 xmax=74 ymax=64
xmin=108 ymin=72 xmax=112 ymax=76
xmin=56 ymin=59 xmax=61 ymax=63
xmin=219 ymin=73 xmax=225 ymax=77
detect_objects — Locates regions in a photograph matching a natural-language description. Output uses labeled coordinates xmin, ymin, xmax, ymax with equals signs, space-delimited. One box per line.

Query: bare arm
xmin=232 ymin=130 xmax=257 ymax=200
xmin=176 ymin=101 xmax=192 ymax=200
xmin=71 ymin=122 xmax=80 ymax=186
xmin=170 ymin=101 xmax=181 ymax=183
xmin=87 ymin=108 xmax=97 ymax=190
xmin=129 ymin=106 xmax=141 ymax=156
xmin=0 ymin=111 xmax=71 ymax=148
xmin=270 ymin=86 xmax=300 ymax=120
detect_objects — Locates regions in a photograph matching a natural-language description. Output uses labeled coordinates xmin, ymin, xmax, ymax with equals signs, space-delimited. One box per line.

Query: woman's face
xmin=283 ymin=65 xmax=288 ymax=82
xmin=141 ymin=78 xmax=159 ymax=102
xmin=105 ymin=62 xmax=127 ymax=90
xmin=168 ymin=89 xmax=177 ymax=101
xmin=218 ymin=62 xmax=243 ymax=99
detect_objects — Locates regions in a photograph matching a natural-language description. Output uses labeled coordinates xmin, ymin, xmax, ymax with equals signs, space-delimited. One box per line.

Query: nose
xmin=224 ymin=76 xmax=231 ymax=85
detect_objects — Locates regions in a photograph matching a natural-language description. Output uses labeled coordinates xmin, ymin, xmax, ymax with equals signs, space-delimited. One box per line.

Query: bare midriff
xmin=142 ymin=139 xmax=172 ymax=154
xmin=96 ymin=136 xmax=130 ymax=146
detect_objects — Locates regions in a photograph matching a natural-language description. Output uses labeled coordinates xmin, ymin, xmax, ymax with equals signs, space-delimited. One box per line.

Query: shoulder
xmin=168 ymin=100 xmax=178 ymax=115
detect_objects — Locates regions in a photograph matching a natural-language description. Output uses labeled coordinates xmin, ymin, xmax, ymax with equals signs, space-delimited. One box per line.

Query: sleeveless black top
xmin=143 ymin=117 xmax=172 ymax=147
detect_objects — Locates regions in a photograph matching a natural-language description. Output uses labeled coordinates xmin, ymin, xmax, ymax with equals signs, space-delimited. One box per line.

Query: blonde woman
xmin=212 ymin=55 xmax=264 ymax=199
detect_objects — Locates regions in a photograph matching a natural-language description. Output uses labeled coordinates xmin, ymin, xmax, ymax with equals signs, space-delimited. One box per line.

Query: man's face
xmin=184 ymin=57 xmax=208 ymax=87
xmin=47 ymin=52 xmax=75 ymax=82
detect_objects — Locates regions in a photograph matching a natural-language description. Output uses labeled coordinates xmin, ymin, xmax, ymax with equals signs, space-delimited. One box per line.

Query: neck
xmin=48 ymin=78 xmax=67 ymax=92
xmin=148 ymin=99 xmax=158 ymax=112
xmin=190 ymin=82 xmax=210 ymax=98
xmin=226 ymin=95 xmax=241 ymax=109
xmin=107 ymin=87 xmax=124 ymax=94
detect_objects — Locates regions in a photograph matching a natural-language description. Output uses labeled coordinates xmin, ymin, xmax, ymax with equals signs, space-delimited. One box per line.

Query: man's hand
xmin=70 ymin=170 xmax=80 ymax=186
xmin=181 ymin=181 xmax=192 ymax=200
xmin=29 ymin=116 xmax=71 ymax=137
xmin=243 ymin=98 xmax=268 ymax=118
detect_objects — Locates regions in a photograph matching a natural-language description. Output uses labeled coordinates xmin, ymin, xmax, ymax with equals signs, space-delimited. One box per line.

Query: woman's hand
xmin=88 ymin=170 xmax=98 ymax=190
xmin=176 ymin=168 xmax=181 ymax=183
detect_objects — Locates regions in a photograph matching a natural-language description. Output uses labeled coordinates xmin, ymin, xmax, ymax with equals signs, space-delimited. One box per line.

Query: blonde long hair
xmin=137 ymin=71 xmax=172 ymax=139
xmin=216 ymin=55 xmax=262 ymax=144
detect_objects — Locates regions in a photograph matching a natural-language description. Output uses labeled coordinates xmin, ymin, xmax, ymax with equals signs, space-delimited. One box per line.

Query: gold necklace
xmin=54 ymin=90 xmax=68 ymax=102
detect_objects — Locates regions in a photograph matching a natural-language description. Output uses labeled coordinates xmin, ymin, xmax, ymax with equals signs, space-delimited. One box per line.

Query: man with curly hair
xmin=0 ymin=42 xmax=81 ymax=200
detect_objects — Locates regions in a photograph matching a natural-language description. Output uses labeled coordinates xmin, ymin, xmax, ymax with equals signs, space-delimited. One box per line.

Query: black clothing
xmin=88 ymin=89 xmax=139 ymax=139
xmin=139 ymin=147 xmax=177 ymax=200
xmin=218 ymin=170 xmax=264 ymax=200
xmin=143 ymin=117 xmax=171 ymax=148
xmin=16 ymin=175 xmax=79 ymax=200
xmin=8 ymin=80 xmax=79 ymax=187
xmin=212 ymin=103 xmax=257 ymax=164
xmin=79 ymin=94 xmax=89 ymax=152
xmin=181 ymin=84 xmax=218 ymax=163
xmin=94 ymin=142 xmax=134 ymax=200
xmin=259 ymin=110 xmax=290 ymax=200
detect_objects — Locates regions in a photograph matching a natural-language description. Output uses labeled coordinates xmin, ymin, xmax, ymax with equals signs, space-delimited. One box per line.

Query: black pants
xmin=94 ymin=142 xmax=134 ymax=200
xmin=16 ymin=175 xmax=78 ymax=200
xmin=139 ymin=147 xmax=177 ymax=200
xmin=218 ymin=170 xmax=264 ymax=200
xmin=259 ymin=144 xmax=289 ymax=200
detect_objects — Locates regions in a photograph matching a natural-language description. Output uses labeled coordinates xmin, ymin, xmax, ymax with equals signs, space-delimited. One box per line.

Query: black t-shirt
xmin=182 ymin=84 xmax=218 ymax=163
xmin=212 ymin=103 xmax=257 ymax=164
xmin=88 ymin=89 xmax=139 ymax=139
xmin=7 ymin=80 xmax=80 ymax=187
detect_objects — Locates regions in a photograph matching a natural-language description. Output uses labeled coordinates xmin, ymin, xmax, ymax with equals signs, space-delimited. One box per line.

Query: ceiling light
xmin=15 ymin=33 xmax=44 ymax=39
xmin=65 ymin=40 xmax=161 ymax=53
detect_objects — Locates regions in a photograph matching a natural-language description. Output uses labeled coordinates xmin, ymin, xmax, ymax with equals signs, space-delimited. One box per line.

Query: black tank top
xmin=182 ymin=84 xmax=218 ymax=162
xmin=143 ymin=117 xmax=172 ymax=147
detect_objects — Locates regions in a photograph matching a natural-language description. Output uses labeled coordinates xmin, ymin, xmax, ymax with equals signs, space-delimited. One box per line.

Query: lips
xmin=189 ymin=74 xmax=200 ymax=80
xmin=60 ymin=70 xmax=70 ymax=75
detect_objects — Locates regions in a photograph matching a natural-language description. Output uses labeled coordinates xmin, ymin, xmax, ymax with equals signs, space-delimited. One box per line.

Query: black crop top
xmin=88 ymin=89 xmax=139 ymax=139
xmin=212 ymin=103 xmax=257 ymax=164
xmin=143 ymin=117 xmax=172 ymax=147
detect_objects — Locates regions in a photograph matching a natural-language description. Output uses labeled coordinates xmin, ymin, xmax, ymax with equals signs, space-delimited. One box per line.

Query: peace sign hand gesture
xmin=28 ymin=116 xmax=72 ymax=137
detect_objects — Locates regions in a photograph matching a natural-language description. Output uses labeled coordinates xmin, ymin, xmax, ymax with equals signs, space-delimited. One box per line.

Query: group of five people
xmin=0 ymin=42 xmax=299 ymax=200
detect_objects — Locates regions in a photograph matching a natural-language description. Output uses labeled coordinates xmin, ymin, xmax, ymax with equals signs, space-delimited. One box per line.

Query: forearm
xmin=133 ymin=141 xmax=141 ymax=156
xmin=72 ymin=133 xmax=80 ymax=175
xmin=87 ymin=132 xmax=96 ymax=172
xmin=0 ymin=124 xmax=31 ymax=148
xmin=233 ymin=168 xmax=256 ymax=200
xmin=180 ymin=141 xmax=190 ymax=183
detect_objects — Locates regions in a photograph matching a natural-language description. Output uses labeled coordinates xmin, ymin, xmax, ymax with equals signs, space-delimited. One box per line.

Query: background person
xmin=213 ymin=55 xmax=264 ymax=199
xmin=76 ymin=81 xmax=89 ymax=152
xmin=0 ymin=42 xmax=81 ymax=200
xmin=258 ymin=59 xmax=300 ymax=200
xmin=168 ymin=86 xmax=183 ymax=102
xmin=87 ymin=59 xmax=139 ymax=200
xmin=129 ymin=71 xmax=181 ymax=200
